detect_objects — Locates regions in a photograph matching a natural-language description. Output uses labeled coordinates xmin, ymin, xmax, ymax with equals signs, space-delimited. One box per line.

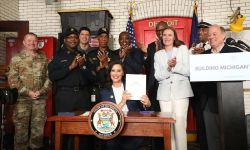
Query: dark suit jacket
xmin=86 ymin=48 xmax=119 ymax=87
xmin=200 ymin=44 xmax=242 ymax=113
xmin=100 ymin=86 xmax=143 ymax=111
xmin=144 ymin=42 xmax=158 ymax=90
xmin=116 ymin=48 xmax=144 ymax=74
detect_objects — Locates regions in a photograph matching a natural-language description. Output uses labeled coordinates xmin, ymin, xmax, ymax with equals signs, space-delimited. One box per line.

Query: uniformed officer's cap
xmin=63 ymin=27 xmax=78 ymax=38
xmin=97 ymin=27 xmax=109 ymax=36
xmin=197 ymin=22 xmax=212 ymax=28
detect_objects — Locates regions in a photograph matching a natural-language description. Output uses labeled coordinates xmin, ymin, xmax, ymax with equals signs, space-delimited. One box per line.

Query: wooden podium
xmin=217 ymin=82 xmax=247 ymax=150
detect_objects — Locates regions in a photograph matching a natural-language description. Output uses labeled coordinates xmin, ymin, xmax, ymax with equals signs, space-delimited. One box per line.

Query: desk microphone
xmin=226 ymin=37 xmax=250 ymax=52
xmin=225 ymin=37 xmax=237 ymax=45
xmin=237 ymin=40 xmax=250 ymax=52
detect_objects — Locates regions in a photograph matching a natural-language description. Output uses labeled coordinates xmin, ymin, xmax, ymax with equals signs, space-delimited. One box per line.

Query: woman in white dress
xmin=154 ymin=26 xmax=193 ymax=150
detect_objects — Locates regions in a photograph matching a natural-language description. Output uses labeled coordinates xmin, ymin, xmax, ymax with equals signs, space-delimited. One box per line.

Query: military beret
xmin=63 ymin=27 xmax=78 ymax=38
xmin=97 ymin=27 xmax=109 ymax=36
xmin=197 ymin=22 xmax=212 ymax=28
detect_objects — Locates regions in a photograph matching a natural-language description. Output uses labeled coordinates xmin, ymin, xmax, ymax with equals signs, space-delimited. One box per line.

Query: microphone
xmin=225 ymin=37 xmax=237 ymax=45
xmin=237 ymin=40 xmax=250 ymax=51
xmin=225 ymin=37 xmax=250 ymax=52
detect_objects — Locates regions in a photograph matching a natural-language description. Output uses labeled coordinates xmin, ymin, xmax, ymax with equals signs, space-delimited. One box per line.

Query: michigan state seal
xmin=89 ymin=102 xmax=124 ymax=140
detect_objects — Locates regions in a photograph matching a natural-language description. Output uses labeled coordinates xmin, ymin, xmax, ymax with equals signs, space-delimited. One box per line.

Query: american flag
xmin=126 ymin=16 xmax=137 ymax=48
xmin=189 ymin=3 xmax=199 ymax=48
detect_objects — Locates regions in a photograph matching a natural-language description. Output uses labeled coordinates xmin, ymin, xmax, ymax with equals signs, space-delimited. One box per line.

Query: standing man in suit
xmin=190 ymin=21 xmax=211 ymax=150
xmin=117 ymin=31 xmax=144 ymax=74
xmin=140 ymin=21 xmax=168 ymax=150
xmin=202 ymin=25 xmax=242 ymax=150
xmin=143 ymin=21 xmax=168 ymax=112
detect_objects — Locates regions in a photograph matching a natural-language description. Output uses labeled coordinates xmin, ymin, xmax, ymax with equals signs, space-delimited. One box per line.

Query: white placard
xmin=125 ymin=74 xmax=146 ymax=100
xmin=190 ymin=52 xmax=250 ymax=82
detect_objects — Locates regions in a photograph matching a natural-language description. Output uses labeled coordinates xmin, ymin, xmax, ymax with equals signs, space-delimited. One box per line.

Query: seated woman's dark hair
xmin=105 ymin=60 xmax=126 ymax=88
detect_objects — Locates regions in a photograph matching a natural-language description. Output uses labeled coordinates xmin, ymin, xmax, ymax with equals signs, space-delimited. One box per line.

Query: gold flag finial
xmin=128 ymin=1 xmax=136 ymax=20
xmin=193 ymin=0 xmax=198 ymax=15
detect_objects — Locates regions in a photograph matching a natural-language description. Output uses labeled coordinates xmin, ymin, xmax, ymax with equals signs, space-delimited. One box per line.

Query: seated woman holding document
xmin=154 ymin=26 xmax=193 ymax=150
xmin=100 ymin=60 xmax=151 ymax=150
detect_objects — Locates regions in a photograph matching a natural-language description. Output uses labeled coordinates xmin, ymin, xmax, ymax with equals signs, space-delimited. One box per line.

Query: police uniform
xmin=86 ymin=28 xmax=119 ymax=102
xmin=189 ymin=21 xmax=212 ymax=150
xmin=48 ymin=45 xmax=94 ymax=114
xmin=8 ymin=50 xmax=50 ymax=150
xmin=87 ymin=48 xmax=119 ymax=87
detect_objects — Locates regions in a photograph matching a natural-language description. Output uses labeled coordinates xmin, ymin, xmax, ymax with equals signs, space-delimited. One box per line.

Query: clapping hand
xmin=69 ymin=57 xmax=79 ymax=70
xmin=97 ymin=50 xmax=109 ymax=67
xmin=119 ymin=44 xmax=132 ymax=59
xmin=167 ymin=57 xmax=176 ymax=71
xmin=76 ymin=54 xmax=86 ymax=67
xmin=192 ymin=47 xmax=205 ymax=54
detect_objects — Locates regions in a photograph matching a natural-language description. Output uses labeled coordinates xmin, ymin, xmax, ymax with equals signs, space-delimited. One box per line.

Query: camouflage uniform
xmin=7 ymin=50 xmax=51 ymax=150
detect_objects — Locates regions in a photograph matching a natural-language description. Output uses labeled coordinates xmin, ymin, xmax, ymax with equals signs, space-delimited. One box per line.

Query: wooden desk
xmin=48 ymin=111 xmax=175 ymax=150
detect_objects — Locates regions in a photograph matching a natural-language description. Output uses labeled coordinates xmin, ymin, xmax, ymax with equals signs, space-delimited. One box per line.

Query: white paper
xmin=125 ymin=74 xmax=146 ymax=100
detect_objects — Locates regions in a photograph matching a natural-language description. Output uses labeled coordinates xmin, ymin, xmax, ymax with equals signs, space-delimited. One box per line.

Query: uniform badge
xmin=89 ymin=102 xmax=124 ymax=140
xmin=60 ymin=60 xmax=68 ymax=63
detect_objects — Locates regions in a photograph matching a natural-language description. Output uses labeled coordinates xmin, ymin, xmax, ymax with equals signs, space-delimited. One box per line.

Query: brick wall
xmin=0 ymin=0 xmax=19 ymax=64
xmin=0 ymin=0 xmax=19 ymax=20
xmin=17 ymin=0 xmax=250 ymax=49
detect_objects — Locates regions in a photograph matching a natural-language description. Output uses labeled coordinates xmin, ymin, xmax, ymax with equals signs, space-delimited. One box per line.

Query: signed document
xmin=125 ymin=74 xmax=146 ymax=100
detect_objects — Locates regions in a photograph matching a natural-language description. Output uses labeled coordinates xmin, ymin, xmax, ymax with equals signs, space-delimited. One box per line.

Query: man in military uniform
xmin=87 ymin=27 xmax=119 ymax=101
xmin=8 ymin=32 xmax=51 ymax=150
